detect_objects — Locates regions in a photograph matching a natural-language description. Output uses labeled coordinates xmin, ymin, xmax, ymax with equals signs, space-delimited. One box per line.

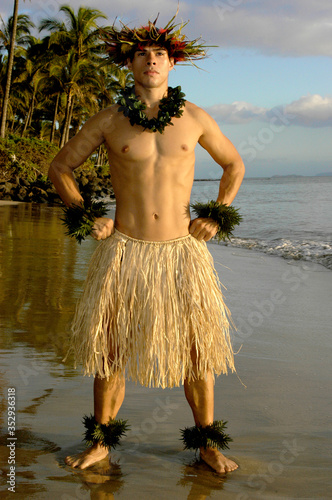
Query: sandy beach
xmin=0 ymin=203 xmax=331 ymax=499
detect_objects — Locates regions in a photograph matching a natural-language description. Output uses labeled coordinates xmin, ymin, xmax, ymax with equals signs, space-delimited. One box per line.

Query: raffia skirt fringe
xmin=66 ymin=229 xmax=235 ymax=388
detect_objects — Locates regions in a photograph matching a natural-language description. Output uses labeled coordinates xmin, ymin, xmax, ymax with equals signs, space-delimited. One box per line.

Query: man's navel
xmin=153 ymin=213 xmax=159 ymax=220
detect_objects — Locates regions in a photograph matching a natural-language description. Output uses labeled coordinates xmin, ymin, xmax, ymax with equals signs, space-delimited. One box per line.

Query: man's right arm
xmin=188 ymin=104 xmax=245 ymax=241
xmin=49 ymin=109 xmax=112 ymax=207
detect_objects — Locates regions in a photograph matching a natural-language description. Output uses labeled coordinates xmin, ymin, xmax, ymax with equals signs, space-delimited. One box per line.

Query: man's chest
xmin=104 ymin=112 xmax=200 ymax=162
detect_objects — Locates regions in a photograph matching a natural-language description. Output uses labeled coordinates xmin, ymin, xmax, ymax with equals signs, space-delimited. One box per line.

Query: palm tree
xmin=0 ymin=12 xmax=33 ymax=52
xmin=0 ymin=54 xmax=6 ymax=104
xmin=49 ymin=50 xmax=102 ymax=146
xmin=40 ymin=77 xmax=63 ymax=144
xmin=39 ymin=5 xmax=107 ymax=63
xmin=39 ymin=5 xmax=107 ymax=146
xmin=0 ymin=0 xmax=32 ymax=138
xmin=20 ymin=34 xmax=62 ymax=141
xmin=1 ymin=5 xmax=134 ymax=143
xmin=19 ymin=36 xmax=53 ymax=136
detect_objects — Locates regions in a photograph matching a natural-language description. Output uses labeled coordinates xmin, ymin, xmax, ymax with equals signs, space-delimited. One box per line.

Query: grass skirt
xmin=67 ymin=229 xmax=235 ymax=388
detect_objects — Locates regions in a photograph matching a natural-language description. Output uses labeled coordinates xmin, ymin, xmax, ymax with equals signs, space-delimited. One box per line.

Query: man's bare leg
xmin=65 ymin=372 xmax=125 ymax=469
xmin=184 ymin=370 xmax=238 ymax=473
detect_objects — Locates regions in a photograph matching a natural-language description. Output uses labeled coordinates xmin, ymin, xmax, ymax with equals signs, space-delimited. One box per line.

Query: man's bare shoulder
xmin=87 ymin=105 xmax=118 ymax=131
xmin=185 ymin=100 xmax=203 ymax=115
xmin=184 ymin=100 xmax=215 ymax=127
xmin=77 ymin=105 xmax=119 ymax=138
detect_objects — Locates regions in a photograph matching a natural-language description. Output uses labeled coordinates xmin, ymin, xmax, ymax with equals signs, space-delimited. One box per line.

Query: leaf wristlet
xmin=190 ymin=200 xmax=242 ymax=241
xmin=83 ymin=414 xmax=130 ymax=451
xmin=180 ymin=420 xmax=232 ymax=451
xmin=61 ymin=198 xmax=108 ymax=244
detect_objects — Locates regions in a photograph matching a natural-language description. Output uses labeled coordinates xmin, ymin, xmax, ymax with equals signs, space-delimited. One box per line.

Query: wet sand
xmin=0 ymin=203 xmax=331 ymax=499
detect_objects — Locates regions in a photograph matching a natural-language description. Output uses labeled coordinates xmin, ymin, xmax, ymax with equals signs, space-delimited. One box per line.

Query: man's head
xmin=100 ymin=13 xmax=208 ymax=68
xmin=126 ymin=44 xmax=175 ymax=88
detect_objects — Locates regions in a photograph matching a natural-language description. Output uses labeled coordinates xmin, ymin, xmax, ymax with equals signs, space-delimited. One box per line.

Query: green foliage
xmin=0 ymin=134 xmax=59 ymax=181
xmin=0 ymin=135 xmax=112 ymax=203
xmin=61 ymin=197 xmax=108 ymax=243
xmin=180 ymin=420 xmax=232 ymax=451
xmin=190 ymin=200 xmax=242 ymax=241
xmin=83 ymin=414 xmax=130 ymax=450
xmin=117 ymin=85 xmax=186 ymax=133
xmin=0 ymin=134 xmax=97 ymax=180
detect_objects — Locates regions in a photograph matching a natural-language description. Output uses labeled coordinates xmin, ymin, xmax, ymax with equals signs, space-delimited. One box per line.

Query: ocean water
xmin=191 ymin=176 xmax=332 ymax=270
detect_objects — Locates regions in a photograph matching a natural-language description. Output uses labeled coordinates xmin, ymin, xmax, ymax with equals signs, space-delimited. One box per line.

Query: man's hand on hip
xmin=92 ymin=218 xmax=114 ymax=241
xmin=189 ymin=218 xmax=218 ymax=242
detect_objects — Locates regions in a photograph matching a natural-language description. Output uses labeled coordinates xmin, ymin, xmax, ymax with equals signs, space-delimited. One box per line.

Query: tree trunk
xmin=50 ymin=92 xmax=60 ymax=144
xmin=99 ymin=147 xmax=107 ymax=167
xmin=0 ymin=0 xmax=19 ymax=138
xmin=96 ymin=144 xmax=102 ymax=166
xmin=27 ymin=93 xmax=35 ymax=127
xmin=21 ymin=108 xmax=30 ymax=136
xmin=59 ymin=90 xmax=72 ymax=148
xmin=21 ymin=92 xmax=35 ymax=136
xmin=64 ymin=95 xmax=74 ymax=144
xmin=10 ymin=116 xmax=15 ymax=132
xmin=102 ymin=150 xmax=107 ymax=166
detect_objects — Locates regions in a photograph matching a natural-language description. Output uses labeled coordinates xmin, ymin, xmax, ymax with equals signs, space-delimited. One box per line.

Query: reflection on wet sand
xmin=178 ymin=461 xmax=227 ymax=499
xmin=57 ymin=455 xmax=228 ymax=500
xmin=0 ymin=426 xmax=60 ymax=498
xmin=21 ymin=388 xmax=54 ymax=415
xmin=71 ymin=461 xmax=123 ymax=499
xmin=0 ymin=203 xmax=91 ymax=360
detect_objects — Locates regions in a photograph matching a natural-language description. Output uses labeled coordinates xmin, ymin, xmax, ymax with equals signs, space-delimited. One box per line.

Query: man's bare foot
xmin=200 ymin=447 xmax=238 ymax=473
xmin=65 ymin=443 xmax=109 ymax=469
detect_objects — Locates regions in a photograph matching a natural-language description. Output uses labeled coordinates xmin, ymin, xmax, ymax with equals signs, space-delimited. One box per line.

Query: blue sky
xmin=1 ymin=0 xmax=331 ymax=178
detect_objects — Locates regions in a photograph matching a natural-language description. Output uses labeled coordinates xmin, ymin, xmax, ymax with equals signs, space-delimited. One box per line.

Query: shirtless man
xmin=49 ymin=19 xmax=245 ymax=474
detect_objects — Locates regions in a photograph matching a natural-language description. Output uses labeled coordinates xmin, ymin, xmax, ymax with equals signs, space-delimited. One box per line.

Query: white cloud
xmin=194 ymin=0 xmax=332 ymax=57
xmin=283 ymin=95 xmax=332 ymax=126
xmin=207 ymin=94 xmax=332 ymax=127
xmin=16 ymin=0 xmax=185 ymax=31
xmin=208 ymin=101 xmax=266 ymax=124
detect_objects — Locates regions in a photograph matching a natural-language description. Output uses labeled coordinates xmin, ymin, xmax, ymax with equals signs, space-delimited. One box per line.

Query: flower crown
xmin=100 ymin=13 xmax=209 ymax=67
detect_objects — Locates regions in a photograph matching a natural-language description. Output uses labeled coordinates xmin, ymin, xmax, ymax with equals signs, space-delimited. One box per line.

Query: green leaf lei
xmin=190 ymin=200 xmax=242 ymax=241
xmin=116 ymin=85 xmax=186 ymax=133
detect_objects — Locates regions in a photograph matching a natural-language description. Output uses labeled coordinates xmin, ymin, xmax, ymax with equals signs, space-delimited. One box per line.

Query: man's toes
xmin=65 ymin=455 xmax=80 ymax=468
xmin=225 ymin=462 xmax=238 ymax=472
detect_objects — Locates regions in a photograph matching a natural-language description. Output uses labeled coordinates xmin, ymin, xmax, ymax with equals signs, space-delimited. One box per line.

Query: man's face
xmin=127 ymin=45 xmax=174 ymax=88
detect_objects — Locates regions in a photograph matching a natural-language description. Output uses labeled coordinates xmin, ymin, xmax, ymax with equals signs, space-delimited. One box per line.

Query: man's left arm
xmin=189 ymin=108 xmax=245 ymax=241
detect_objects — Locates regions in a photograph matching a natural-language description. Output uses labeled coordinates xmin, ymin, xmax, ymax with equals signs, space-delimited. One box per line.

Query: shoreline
xmin=1 ymin=198 xmax=330 ymax=271
xmin=0 ymin=200 xmax=22 ymax=205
